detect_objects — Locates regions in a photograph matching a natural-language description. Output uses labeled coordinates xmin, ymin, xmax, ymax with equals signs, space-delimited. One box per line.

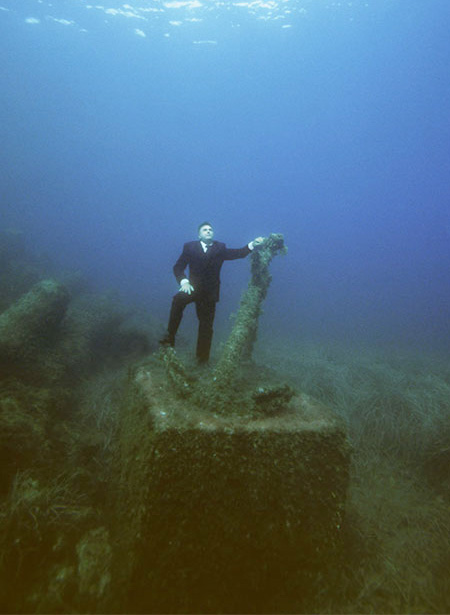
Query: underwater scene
xmin=1 ymin=1 xmax=450 ymax=613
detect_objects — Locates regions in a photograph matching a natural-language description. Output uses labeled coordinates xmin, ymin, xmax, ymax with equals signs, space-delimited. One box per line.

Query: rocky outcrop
xmin=0 ymin=279 xmax=70 ymax=367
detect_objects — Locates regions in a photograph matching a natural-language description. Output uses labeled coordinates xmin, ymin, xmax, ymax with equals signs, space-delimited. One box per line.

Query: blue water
xmin=1 ymin=0 xmax=449 ymax=353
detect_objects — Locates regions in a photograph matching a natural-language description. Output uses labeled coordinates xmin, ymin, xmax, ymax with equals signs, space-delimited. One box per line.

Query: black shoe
xmin=159 ymin=335 xmax=174 ymax=348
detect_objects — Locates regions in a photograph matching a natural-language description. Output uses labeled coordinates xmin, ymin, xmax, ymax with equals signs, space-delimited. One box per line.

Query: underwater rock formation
xmin=0 ymin=233 xmax=160 ymax=613
xmin=0 ymin=278 xmax=69 ymax=367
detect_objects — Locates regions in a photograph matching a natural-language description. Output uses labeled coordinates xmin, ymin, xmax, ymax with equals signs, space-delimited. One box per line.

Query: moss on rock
xmin=0 ymin=279 xmax=69 ymax=372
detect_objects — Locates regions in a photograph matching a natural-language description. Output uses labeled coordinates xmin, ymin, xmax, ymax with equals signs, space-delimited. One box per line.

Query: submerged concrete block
xmin=116 ymin=367 xmax=350 ymax=614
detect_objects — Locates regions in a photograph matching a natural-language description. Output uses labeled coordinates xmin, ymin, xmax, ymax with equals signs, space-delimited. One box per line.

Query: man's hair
xmin=198 ymin=221 xmax=213 ymax=232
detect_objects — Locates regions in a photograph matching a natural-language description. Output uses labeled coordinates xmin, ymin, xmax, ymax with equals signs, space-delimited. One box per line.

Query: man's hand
xmin=249 ymin=236 xmax=265 ymax=250
xmin=180 ymin=280 xmax=194 ymax=294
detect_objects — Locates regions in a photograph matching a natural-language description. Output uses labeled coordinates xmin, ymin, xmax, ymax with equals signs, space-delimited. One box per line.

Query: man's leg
xmin=195 ymin=298 xmax=216 ymax=363
xmin=160 ymin=292 xmax=194 ymax=346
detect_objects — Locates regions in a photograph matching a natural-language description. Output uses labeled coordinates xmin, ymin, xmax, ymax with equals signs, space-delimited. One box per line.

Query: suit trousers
xmin=168 ymin=291 xmax=216 ymax=363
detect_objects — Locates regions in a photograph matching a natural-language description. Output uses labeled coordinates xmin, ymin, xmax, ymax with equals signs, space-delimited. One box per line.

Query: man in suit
xmin=160 ymin=222 xmax=264 ymax=364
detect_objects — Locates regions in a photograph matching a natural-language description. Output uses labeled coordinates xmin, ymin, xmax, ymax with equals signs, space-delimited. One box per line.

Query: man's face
xmin=198 ymin=225 xmax=214 ymax=244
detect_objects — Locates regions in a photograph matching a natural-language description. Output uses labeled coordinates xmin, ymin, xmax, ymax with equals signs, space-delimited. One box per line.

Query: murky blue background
xmin=1 ymin=0 xmax=449 ymax=353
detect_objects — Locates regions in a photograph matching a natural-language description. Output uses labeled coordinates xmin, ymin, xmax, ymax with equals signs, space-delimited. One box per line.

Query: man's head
xmin=198 ymin=222 xmax=214 ymax=244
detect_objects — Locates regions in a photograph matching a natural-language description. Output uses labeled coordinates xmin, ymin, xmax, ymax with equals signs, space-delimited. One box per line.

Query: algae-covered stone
xmin=0 ymin=279 xmax=69 ymax=364
xmin=113 ymin=365 xmax=350 ymax=614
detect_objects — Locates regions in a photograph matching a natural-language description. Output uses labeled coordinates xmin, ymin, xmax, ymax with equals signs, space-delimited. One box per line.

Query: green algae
xmin=213 ymin=233 xmax=286 ymax=388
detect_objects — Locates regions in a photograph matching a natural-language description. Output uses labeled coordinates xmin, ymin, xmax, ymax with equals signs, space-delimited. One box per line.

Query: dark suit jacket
xmin=173 ymin=241 xmax=251 ymax=302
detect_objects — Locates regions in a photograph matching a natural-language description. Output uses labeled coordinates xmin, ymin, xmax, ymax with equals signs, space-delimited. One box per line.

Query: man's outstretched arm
xmin=224 ymin=236 xmax=265 ymax=260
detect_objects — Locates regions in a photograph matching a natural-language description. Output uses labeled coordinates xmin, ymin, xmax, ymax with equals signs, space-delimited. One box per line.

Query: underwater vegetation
xmin=0 ymin=229 xmax=449 ymax=613
xmin=0 ymin=230 xmax=155 ymax=612
xmin=255 ymin=342 xmax=450 ymax=613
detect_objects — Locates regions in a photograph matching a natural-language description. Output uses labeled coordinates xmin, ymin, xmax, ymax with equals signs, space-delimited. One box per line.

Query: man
xmin=160 ymin=222 xmax=264 ymax=364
